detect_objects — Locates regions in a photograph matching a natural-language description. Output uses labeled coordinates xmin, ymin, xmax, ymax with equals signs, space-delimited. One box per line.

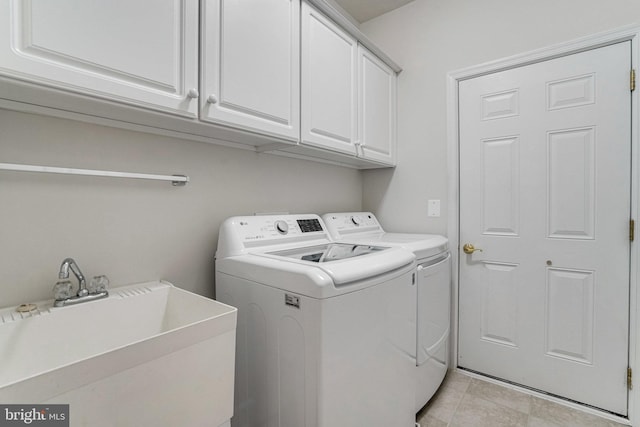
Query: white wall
xmin=360 ymin=0 xmax=640 ymax=235
xmin=0 ymin=110 xmax=362 ymax=307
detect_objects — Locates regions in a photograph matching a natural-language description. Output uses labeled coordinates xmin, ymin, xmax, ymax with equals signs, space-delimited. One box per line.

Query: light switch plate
xmin=428 ymin=199 xmax=441 ymax=217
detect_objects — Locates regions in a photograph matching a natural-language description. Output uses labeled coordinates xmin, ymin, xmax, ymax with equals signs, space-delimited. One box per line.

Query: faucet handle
xmin=53 ymin=280 xmax=74 ymax=301
xmin=88 ymin=275 xmax=109 ymax=294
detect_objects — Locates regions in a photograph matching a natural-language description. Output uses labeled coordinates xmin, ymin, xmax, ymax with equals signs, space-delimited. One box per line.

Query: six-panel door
xmin=458 ymin=41 xmax=631 ymax=415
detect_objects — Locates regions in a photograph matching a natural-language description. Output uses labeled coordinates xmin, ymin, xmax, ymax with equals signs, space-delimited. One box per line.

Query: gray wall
xmin=360 ymin=0 xmax=640 ymax=235
xmin=0 ymin=110 xmax=363 ymax=307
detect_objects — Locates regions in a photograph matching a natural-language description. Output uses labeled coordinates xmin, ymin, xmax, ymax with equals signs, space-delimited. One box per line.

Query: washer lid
xmin=256 ymin=243 xmax=415 ymax=286
xmin=268 ymin=243 xmax=387 ymax=263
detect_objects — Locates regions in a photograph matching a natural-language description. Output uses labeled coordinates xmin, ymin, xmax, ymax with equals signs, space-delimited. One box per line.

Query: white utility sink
xmin=0 ymin=280 xmax=237 ymax=427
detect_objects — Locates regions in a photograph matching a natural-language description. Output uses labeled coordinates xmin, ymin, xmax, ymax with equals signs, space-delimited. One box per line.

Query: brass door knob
xmin=463 ymin=243 xmax=483 ymax=254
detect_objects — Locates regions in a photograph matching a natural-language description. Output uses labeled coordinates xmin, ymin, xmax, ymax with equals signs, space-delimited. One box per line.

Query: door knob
xmin=207 ymin=94 xmax=218 ymax=104
xmin=463 ymin=243 xmax=483 ymax=254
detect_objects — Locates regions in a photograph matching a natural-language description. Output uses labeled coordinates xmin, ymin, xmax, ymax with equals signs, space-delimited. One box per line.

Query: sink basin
xmin=0 ymin=280 xmax=237 ymax=427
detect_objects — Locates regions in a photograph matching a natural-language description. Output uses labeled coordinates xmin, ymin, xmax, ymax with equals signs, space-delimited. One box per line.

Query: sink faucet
xmin=53 ymin=258 xmax=109 ymax=307
xmin=59 ymin=258 xmax=88 ymax=297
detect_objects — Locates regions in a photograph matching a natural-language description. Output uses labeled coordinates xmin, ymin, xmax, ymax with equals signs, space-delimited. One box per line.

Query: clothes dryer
xmin=215 ymin=214 xmax=417 ymax=427
xmin=322 ymin=212 xmax=451 ymax=412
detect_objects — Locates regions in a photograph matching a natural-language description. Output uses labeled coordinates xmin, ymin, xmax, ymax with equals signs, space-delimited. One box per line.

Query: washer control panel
xmin=234 ymin=215 xmax=325 ymax=242
xmin=218 ymin=214 xmax=329 ymax=258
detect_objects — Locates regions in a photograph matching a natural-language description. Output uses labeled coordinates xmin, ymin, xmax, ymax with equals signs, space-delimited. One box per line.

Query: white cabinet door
xmin=0 ymin=0 xmax=199 ymax=117
xmin=301 ymin=2 xmax=358 ymax=155
xmin=358 ymin=46 xmax=396 ymax=165
xmin=201 ymin=0 xmax=300 ymax=141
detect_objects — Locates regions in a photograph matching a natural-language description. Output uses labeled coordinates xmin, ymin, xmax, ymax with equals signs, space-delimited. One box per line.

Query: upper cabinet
xmin=0 ymin=0 xmax=199 ymax=117
xmin=0 ymin=0 xmax=400 ymax=168
xmin=300 ymin=2 xmax=358 ymax=156
xmin=200 ymin=0 xmax=300 ymax=141
xmin=358 ymin=46 xmax=397 ymax=165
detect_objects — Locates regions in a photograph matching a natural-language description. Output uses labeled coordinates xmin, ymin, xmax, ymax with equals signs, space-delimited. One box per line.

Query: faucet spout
xmin=59 ymin=258 xmax=88 ymax=297
xmin=54 ymin=258 xmax=109 ymax=307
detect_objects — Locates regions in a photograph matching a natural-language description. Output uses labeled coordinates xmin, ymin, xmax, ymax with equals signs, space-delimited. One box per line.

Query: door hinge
xmin=631 ymin=69 xmax=636 ymax=92
xmin=631 ymin=219 xmax=635 ymax=242
xmin=628 ymin=367 xmax=633 ymax=390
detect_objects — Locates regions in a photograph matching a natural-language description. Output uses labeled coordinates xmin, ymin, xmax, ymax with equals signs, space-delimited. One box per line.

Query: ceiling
xmin=333 ymin=0 xmax=414 ymax=23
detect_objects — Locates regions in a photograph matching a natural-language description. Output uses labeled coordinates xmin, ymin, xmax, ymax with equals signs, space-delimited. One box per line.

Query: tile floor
xmin=416 ymin=371 xmax=628 ymax=427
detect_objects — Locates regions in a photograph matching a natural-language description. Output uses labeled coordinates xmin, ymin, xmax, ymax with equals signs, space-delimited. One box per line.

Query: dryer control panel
xmin=322 ymin=212 xmax=382 ymax=238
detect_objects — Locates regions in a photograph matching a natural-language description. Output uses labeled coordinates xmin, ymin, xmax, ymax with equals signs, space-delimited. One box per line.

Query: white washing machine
xmin=215 ymin=214 xmax=417 ymax=427
xmin=322 ymin=212 xmax=451 ymax=412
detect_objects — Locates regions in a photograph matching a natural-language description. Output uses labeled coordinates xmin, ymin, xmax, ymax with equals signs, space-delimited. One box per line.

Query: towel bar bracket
xmin=171 ymin=175 xmax=188 ymax=186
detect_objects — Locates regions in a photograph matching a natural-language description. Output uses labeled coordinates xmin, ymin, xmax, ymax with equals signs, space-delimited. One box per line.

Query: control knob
xmin=350 ymin=216 xmax=361 ymax=226
xmin=275 ymin=220 xmax=289 ymax=235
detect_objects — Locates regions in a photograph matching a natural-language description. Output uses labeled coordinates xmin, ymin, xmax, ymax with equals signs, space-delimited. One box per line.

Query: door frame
xmin=446 ymin=25 xmax=640 ymax=423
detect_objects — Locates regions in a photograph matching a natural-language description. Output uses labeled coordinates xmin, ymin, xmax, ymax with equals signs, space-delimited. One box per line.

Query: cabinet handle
xmin=207 ymin=94 xmax=218 ymax=104
xmin=187 ymin=88 xmax=199 ymax=99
